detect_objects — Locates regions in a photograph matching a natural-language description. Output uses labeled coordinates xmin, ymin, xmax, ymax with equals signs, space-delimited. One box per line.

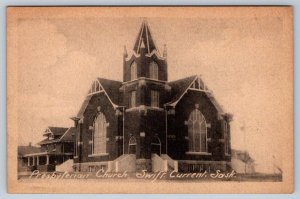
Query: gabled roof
xmin=77 ymin=95 xmax=93 ymax=119
xmin=97 ymin=78 xmax=123 ymax=106
xmin=38 ymin=138 xmax=60 ymax=145
xmin=133 ymin=20 xmax=158 ymax=54
xmin=166 ymin=75 xmax=225 ymax=114
xmin=18 ymin=145 xmax=43 ymax=157
xmin=167 ymin=75 xmax=197 ymax=105
xmin=77 ymin=78 xmax=123 ymax=118
xmin=48 ymin=127 xmax=69 ymax=136
xmin=38 ymin=127 xmax=75 ymax=145
xmin=60 ymin=127 xmax=76 ymax=142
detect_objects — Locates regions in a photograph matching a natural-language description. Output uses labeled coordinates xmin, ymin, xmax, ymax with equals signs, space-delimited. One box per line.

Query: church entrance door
xmin=128 ymin=136 xmax=137 ymax=154
xmin=151 ymin=136 xmax=161 ymax=156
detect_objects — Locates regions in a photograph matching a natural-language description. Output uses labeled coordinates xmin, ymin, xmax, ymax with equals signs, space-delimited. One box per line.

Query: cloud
xmin=18 ymin=19 xmax=67 ymax=68
xmin=17 ymin=20 xmax=68 ymax=95
xmin=18 ymin=50 xmax=99 ymax=145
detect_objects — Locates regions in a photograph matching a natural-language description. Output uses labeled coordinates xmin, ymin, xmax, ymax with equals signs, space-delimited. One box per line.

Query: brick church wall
xmin=73 ymin=93 xmax=121 ymax=165
xmin=167 ymin=90 xmax=229 ymax=162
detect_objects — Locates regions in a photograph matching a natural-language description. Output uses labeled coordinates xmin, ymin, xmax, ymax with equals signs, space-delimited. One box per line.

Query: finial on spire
xmin=163 ymin=44 xmax=167 ymax=58
xmin=142 ymin=17 xmax=147 ymax=24
xmin=123 ymin=45 xmax=128 ymax=57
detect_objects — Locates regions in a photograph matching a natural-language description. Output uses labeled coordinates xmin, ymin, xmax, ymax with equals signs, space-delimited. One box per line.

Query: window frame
xmin=149 ymin=61 xmax=158 ymax=80
xmin=91 ymin=112 xmax=108 ymax=156
xmin=130 ymin=61 xmax=137 ymax=80
xmin=128 ymin=136 xmax=137 ymax=154
xmin=187 ymin=109 xmax=208 ymax=153
xmin=129 ymin=91 xmax=137 ymax=108
xmin=150 ymin=90 xmax=159 ymax=108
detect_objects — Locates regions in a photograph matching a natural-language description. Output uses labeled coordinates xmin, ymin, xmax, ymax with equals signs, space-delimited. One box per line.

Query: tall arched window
xmin=149 ymin=61 xmax=158 ymax=80
xmin=130 ymin=61 xmax=137 ymax=80
xmin=187 ymin=109 xmax=207 ymax=152
xmin=93 ymin=112 xmax=107 ymax=154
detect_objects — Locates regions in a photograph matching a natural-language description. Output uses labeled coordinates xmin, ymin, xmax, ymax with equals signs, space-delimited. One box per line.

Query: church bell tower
xmin=123 ymin=20 xmax=168 ymax=82
xmin=121 ymin=20 xmax=169 ymax=171
xmin=122 ymin=19 xmax=169 ymax=110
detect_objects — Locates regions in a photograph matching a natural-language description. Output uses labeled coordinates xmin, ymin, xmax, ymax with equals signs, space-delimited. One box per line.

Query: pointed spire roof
xmin=133 ymin=20 xmax=158 ymax=54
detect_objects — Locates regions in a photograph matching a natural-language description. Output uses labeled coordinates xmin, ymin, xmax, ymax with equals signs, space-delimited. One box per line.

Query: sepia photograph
xmin=7 ymin=6 xmax=293 ymax=193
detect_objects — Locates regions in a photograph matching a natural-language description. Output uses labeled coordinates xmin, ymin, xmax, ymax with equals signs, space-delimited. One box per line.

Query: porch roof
xmin=23 ymin=152 xmax=73 ymax=157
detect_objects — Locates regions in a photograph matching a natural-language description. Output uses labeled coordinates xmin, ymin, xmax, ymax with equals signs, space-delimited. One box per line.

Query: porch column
xmin=27 ymin=157 xmax=30 ymax=166
xmin=33 ymin=156 xmax=36 ymax=166
xmin=46 ymin=155 xmax=49 ymax=165
xmin=37 ymin=156 xmax=39 ymax=166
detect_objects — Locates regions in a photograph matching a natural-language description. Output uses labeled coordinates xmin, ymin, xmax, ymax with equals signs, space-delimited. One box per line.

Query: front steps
xmin=75 ymin=154 xmax=179 ymax=173
xmin=110 ymin=153 xmax=178 ymax=172
xmin=108 ymin=154 xmax=136 ymax=172
xmin=56 ymin=159 xmax=74 ymax=172
xmin=161 ymin=154 xmax=178 ymax=172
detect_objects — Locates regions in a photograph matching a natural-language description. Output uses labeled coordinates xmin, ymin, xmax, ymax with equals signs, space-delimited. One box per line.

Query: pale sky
xmin=15 ymin=8 xmax=292 ymax=173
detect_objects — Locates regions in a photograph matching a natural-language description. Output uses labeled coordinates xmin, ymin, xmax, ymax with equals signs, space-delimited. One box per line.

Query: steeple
xmin=123 ymin=20 xmax=168 ymax=82
xmin=133 ymin=20 xmax=158 ymax=54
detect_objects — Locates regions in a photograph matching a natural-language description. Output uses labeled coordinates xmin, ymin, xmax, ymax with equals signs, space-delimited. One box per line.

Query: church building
xmin=72 ymin=20 xmax=232 ymax=173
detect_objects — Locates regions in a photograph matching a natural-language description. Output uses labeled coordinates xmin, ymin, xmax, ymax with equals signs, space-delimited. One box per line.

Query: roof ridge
xmin=168 ymin=75 xmax=197 ymax=84
xmin=97 ymin=77 xmax=122 ymax=83
xmin=48 ymin=126 xmax=69 ymax=129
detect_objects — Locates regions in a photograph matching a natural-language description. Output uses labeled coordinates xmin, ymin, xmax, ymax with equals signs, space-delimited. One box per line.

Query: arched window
xmin=151 ymin=135 xmax=161 ymax=155
xmin=149 ymin=61 xmax=158 ymax=80
xmin=130 ymin=61 xmax=137 ymax=80
xmin=128 ymin=136 xmax=137 ymax=154
xmin=93 ymin=112 xmax=107 ymax=154
xmin=187 ymin=109 xmax=207 ymax=152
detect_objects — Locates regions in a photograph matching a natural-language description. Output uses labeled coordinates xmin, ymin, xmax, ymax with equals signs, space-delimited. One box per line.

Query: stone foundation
xmin=178 ymin=161 xmax=231 ymax=173
xmin=136 ymin=159 xmax=152 ymax=171
xmin=73 ymin=162 xmax=109 ymax=172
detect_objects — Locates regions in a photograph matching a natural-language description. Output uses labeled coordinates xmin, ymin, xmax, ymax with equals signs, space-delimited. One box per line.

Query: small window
xmin=128 ymin=136 xmax=137 ymax=154
xmin=151 ymin=90 xmax=159 ymax=107
xmin=149 ymin=61 xmax=158 ymax=80
xmin=129 ymin=91 xmax=136 ymax=108
xmin=130 ymin=62 xmax=137 ymax=80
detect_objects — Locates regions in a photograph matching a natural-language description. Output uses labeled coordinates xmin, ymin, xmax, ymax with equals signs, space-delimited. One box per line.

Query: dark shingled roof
xmin=77 ymin=95 xmax=93 ymax=118
xmin=18 ymin=145 xmax=43 ymax=157
xmin=97 ymin=78 xmax=123 ymax=106
xmin=77 ymin=78 xmax=123 ymax=118
xmin=38 ymin=138 xmax=59 ymax=145
xmin=48 ymin=127 xmax=69 ymax=136
xmin=167 ymin=75 xmax=197 ymax=105
xmin=166 ymin=75 xmax=224 ymax=114
xmin=39 ymin=127 xmax=75 ymax=145
xmin=60 ymin=127 xmax=76 ymax=142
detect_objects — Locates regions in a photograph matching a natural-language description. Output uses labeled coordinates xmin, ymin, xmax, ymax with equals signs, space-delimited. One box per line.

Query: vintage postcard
xmin=7 ymin=7 xmax=293 ymax=193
